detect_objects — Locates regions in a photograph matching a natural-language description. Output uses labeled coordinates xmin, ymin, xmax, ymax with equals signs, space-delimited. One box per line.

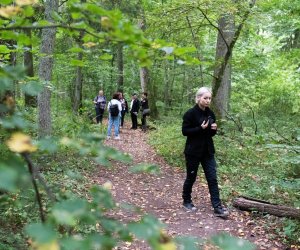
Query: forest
xmin=0 ymin=0 xmax=299 ymax=249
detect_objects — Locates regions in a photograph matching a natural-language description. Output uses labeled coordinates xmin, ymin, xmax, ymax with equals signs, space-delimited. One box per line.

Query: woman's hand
xmin=201 ymin=120 xmax=209 ymax=129
xmin=211 ymin=123 xmax=217 ymax=130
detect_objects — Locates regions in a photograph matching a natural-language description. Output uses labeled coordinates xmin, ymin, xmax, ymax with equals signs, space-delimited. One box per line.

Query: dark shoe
xmin=183 ymin=202 xmax=197 ymax=212
xmin=214 ymin=206 xmax=229 ymax=218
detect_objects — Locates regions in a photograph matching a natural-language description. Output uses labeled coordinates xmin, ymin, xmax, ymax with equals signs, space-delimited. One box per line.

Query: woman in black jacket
xmin=182 ymin=87 xmax=229 ymax=218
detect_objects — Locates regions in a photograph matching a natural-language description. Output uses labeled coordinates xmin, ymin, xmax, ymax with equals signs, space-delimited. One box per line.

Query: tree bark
xmin=24 ymin=29 xmax=37 ymax=107
xmin=138 ymin=11 xmax=158 ymax=118
xmin=140 ymin=66 xmax=149 ymax=93
xmin=37 ymin=0 xmax=58 ymax=137
xmin=206 ymin=1 xmax=256 ymax=119
xmin=72 ymin=30 xmax=84 ymax=114
xmin=116 ymin=42 xmax=124 ymax=92
xmin=212 ymin=14 xmax=235 ymax=119
xmin=233 ymin=196 xmax=300 ymax=219
xmin=72 ymin=50 xmax=83 ymax=114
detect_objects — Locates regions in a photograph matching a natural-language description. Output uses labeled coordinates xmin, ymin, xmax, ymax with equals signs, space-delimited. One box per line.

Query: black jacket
xmin=182 ymin=105 xmax=217 ymax=157
xmin=130 ymin=99 xmax=140 ymax=113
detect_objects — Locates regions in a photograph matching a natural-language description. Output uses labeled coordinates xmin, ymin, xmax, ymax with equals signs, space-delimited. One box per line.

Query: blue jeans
xmin=182 ymin=154 xmax=221 ymax=208
xmin=107 ymin=115 xmax=120 ymax=137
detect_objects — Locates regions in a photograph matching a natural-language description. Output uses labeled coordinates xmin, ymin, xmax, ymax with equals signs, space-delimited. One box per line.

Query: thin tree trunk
xmin=116 ymin=42 xmax=124 ymax=92
xmin=186 ymin=16 xmax=204 ymax=85
xmin=24 ymin=29 xmax=37 ymax=107
xmin=37 ymin=0 xmax=58 ymax=137
xmin=163 ymin=60 xmax=170 ymax=107
xmin=72 ymin=51 xmax=83 ymax=114
xmin=72 ymin=30 xmax=84 ymax=114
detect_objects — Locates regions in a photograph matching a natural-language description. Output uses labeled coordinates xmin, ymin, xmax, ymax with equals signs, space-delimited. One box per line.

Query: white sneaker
xmin=107 ymin=136 xmax=111 ymax=139
xmin=114 ymin=136 xmax=121 ymax=140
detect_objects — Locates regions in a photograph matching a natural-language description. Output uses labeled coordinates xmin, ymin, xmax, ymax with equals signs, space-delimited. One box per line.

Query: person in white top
xmin=107 ymin=93 xmax=122 ymax=139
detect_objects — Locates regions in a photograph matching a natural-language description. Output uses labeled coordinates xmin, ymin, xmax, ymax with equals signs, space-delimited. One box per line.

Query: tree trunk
xmin=72 ymin=30 xmax=84 ymax=114
xmin=116 ymin=42 xmax=124 ymax=92
xmin=24 ymin=29 xmax=37 ymax=107
xmin=72 ymin=51 xmax=83 ymax=114
xmin=212 ymin=14 xmax=235 ymax=119
xmin=211 ymin=1 xmax=256 ymax=119
xmin=138 ymin=11 xmax=158 ymax=118
xmin=233 ymin=196 xmax=300 ymax=219
xmin=140 ymin=66 xmax=149 ymax=93
xmin=37 ymin=0 xmax=58 ymax=137
xmin=0 ymin=40 xmax=16 ymax=117
xmin=186 ymin=16 xmax=204 ymax=85
xmin=163 ymin=59 xmax=170 ymax=107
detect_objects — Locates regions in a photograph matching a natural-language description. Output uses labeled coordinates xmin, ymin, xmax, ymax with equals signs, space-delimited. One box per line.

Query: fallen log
xmin=233 ymin=196 xmax=300 ymax=219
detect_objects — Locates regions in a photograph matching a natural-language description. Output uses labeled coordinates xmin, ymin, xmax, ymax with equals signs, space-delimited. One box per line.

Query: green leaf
xmin=21 ymin=81 xmax=43 ymax=96
xmin=70 ymin=59 xmax=85 ymax=67
xmin=52 ymin=199 xmax=88 ymax=226
xmin=0 ymin=45 xmax=11 ymax=54
xmin=84 ymin=4 xmax=106 ymax=16
xmin=37 ymin=137 xmax=58 ymax=153
xmin=175 ymin=236 xmax=202 ymax=250
xmin=99 ymin=53 xmax=113 ymax=60
xmin=90 ymin=185 xmax=115 ymax=209
xmin=128 ymin=215 xmax=163 ymax=241
xmin=1 ymin=0 xmax=13 ymax=4
xmin=71 ymin=12 xmax=84 ymax=19
xmin=211 ymin=233 xmax=255 ymax=250
xmin=130 ymin=163 xmax=160 ymax=174
xmin=23 ymin=6 xmax=34 ymax=17
xmin=1 ymin=114 xmax=31 ymax=129
xmin=0 ymin=163 xmax=18 ymax=192
xmin=67 ymin=47 xmax=84 ymax=53
xmin=26 ymin=223 xmax=57 ymax=244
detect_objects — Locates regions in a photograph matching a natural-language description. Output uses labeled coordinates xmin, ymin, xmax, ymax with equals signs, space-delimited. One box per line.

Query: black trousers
xmin=95 ymin=107 xmax=104 ymax=123
xmin=182 ymin=153 xmax=221 ymax=208
xmin=130 ymin=112 xmax=138 ymax=129
xmin=141 ymin=114 xmax=148 ymax=131
xmin=121 ymin=110 xmax=126 ymax=126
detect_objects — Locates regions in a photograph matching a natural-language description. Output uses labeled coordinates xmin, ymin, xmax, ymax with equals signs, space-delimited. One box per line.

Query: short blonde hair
xmin=195 ymin=87 xmax=212 ymax=103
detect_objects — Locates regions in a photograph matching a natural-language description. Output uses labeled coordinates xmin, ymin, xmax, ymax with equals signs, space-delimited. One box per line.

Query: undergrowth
xmin=148 ymin=116 xmax=300 ymax=244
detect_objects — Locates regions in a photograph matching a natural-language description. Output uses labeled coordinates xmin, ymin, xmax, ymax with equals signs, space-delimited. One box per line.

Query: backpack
xmin=109 ymin=102 xmax=119 ymax=117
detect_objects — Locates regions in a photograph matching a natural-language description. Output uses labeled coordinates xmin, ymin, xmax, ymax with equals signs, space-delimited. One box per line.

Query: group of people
xmin=94 ymin=87 xmax=229 ymax=218
xmin=93 ymin=90 xmax=150 ymax=139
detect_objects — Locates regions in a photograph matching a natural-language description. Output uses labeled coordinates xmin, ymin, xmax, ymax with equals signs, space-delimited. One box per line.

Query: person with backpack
xmin=182 ymin=87 xmax=229 ymax=218
xmin=107 ymin=93 xmax=122 ymax=140
xmin=93 ymin=90 xmax=107 ymax=124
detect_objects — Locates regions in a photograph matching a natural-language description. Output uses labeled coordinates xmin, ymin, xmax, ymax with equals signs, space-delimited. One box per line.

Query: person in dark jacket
xmin=119 ymin=92 xmax=128 ymax=128
xmin=182 ymin=87 xmax=229 ymax=218
xmin=140 ymin=92 xmax=150 ymax=132
xmin=130 ymin=93 xmax=140 ymax=129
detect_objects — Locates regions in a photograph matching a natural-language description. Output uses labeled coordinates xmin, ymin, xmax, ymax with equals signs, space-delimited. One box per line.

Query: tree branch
xmin=212 ymin=0 xmax=256 ymax=97
xmin=196 ymin=7 xmax=230 ymax=50
xmin=22 ymin=153 xmax=45 ymax=223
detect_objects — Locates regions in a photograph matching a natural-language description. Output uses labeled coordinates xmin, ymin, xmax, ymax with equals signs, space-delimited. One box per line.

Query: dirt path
xmin=93 ymin=123 xmax=284 ymax=250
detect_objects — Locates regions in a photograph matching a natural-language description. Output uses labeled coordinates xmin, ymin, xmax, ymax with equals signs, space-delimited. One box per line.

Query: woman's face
xmin=198 ymin=92 xmax=212 ymax=109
